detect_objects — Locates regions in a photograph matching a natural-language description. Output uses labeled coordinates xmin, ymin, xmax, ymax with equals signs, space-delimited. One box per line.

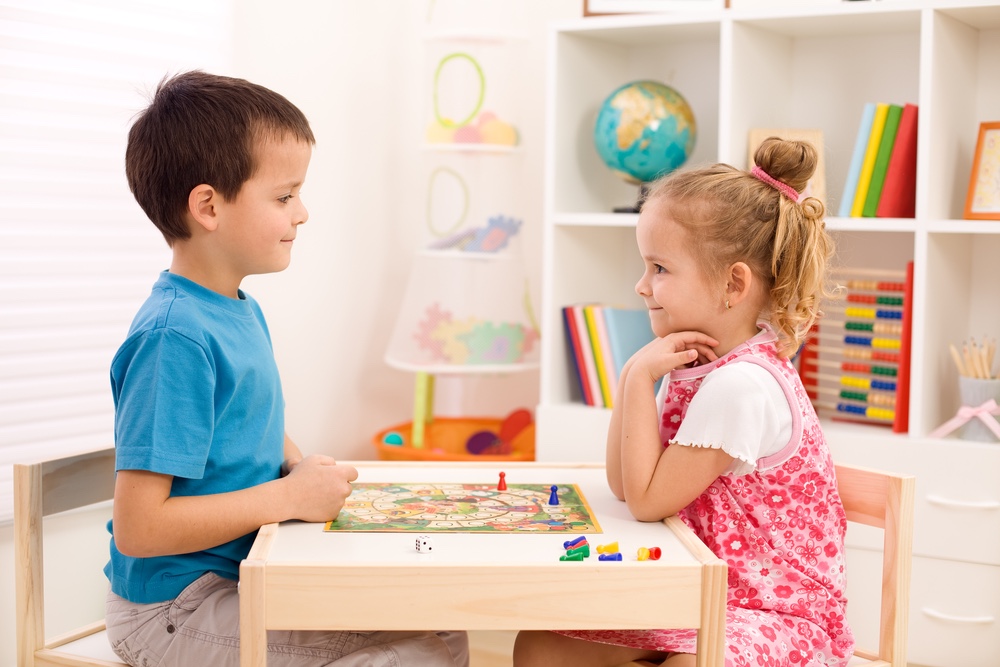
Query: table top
xmin=243 ymin=462 xmax=721 ymax=632
xmin=264 ymin=461 xmax=699 ymax=568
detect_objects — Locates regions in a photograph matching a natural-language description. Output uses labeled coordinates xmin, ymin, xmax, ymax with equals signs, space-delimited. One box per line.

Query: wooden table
xmin=239 ymin=462 xmax=726 ymax=667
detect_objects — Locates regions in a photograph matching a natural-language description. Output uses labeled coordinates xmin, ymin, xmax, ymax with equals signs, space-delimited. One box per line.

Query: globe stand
xmin=612 ymin=182 xmax=652 ymax=214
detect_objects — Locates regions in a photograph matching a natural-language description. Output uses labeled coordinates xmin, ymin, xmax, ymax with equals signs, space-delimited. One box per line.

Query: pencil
xmin=950 ymin=343 xmax=966 ymax=377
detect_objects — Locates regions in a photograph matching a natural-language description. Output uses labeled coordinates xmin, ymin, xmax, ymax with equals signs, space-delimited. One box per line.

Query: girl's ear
xmin=187 ymin=184 xmax=219 ymax=232
xmin=725 ymin=262 xmax=754 ymax=308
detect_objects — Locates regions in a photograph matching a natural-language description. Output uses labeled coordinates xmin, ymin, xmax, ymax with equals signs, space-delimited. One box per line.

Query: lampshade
xmin=385 ymin=249 xmax=539 ymax=375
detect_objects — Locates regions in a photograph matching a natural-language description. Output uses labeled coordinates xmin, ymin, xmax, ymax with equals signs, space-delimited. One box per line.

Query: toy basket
xmin=373 ymin=416 xmax=535 ymax=462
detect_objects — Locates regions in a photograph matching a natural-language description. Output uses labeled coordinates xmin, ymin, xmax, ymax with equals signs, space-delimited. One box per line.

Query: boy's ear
xmin=725 ymin=262 xmax=754 ymax=307
xmin=188 ymin=184 xmax=220 ymax=232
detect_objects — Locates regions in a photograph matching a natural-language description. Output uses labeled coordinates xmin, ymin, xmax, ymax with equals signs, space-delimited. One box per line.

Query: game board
xmin=324 ymin=482 xmax=601 ymax=533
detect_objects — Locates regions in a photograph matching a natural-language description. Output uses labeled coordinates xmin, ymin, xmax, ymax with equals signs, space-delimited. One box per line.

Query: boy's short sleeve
xmin=112 ymin=328 xmax=215 ymax=480
xmin=671 ymin=362 xmax=791 ymax=476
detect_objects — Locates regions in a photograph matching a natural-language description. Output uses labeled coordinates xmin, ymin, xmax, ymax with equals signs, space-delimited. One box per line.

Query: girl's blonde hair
xmin=645 ymin=136 xmax=834 ymax=357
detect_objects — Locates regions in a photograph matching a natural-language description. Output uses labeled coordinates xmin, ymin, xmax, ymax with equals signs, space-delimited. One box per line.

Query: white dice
xmin=415 ymin=535 xmax=433 ymax=553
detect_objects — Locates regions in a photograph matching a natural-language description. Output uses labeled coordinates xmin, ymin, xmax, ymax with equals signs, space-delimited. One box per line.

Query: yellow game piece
xmin=637 ymin=547 xmax=650 ymax=561
xmin=596 ymin=541 xmax=618 ymax=554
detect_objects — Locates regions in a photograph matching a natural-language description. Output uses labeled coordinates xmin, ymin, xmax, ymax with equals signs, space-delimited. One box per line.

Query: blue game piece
xmin=598 ymin=552 xmax=623 ymax=561
xmin=564 ymin=536 xmax=587 ymax=549
xmin=549 ymin=485 xmax=559 ymax=505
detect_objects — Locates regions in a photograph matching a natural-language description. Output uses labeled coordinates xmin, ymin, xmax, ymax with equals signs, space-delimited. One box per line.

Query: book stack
xmin=838 ymin=102 xmax=918 ymax=218
xmin=561 ymin=305 xmax=656 ymax=408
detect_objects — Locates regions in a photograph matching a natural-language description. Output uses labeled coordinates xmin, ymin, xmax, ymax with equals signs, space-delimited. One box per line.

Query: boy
xmin=105 ymin=71 xmax=468 ymax=667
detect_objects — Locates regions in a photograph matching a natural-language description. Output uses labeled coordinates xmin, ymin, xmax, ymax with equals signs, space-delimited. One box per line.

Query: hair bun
xmin=752 ymin=136 xmax=817 ymax=194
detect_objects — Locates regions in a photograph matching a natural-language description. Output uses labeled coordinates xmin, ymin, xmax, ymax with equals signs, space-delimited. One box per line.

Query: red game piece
xmin=497 ymin=471 xmax=507 ymax=491
xmin=498 ymin=408 xmax=533 ymax=442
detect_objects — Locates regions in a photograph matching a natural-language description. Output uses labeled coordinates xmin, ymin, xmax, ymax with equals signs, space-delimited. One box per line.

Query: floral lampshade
xmin=384 ymin=248 xmax=539 ymax=375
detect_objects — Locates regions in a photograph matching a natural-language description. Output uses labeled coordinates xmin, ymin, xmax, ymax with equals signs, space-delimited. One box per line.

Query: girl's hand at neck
xmin=630 ymin=330 xmax=720 ymax=385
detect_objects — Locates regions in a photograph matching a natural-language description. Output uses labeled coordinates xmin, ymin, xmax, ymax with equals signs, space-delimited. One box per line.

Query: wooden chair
xmin=15 ymin=447 xmax=128 ymax=667
xmin=619 ymin=463 xmax=914 ymax=667
xmin=836 ymin=463 xmax=914 ymax=667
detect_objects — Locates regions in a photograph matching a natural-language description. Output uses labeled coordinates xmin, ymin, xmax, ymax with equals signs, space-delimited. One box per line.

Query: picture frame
xmin=584 ymin=0 xmax=726 ymax=16
xmin=964 ymin=121 xmax=1000 ymax=220
xmin=748 ymin=128 xmax=827 ymax=206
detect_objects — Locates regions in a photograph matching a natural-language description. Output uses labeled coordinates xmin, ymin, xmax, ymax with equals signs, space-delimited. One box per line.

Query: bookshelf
xmin=536 ymin=2 xmax=1000 ymax=664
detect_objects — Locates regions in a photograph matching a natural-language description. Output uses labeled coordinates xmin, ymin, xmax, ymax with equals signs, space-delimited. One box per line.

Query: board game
xmin=324 ymin=482 xmax=601 ymax=533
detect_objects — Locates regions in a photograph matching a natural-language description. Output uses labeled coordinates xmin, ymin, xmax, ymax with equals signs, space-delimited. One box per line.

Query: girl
xmin=514 ymin=137 xmax=854 ymax=667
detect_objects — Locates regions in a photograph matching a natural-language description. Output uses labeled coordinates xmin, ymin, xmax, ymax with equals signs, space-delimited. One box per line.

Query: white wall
xmin=235 ymin=0 xmax=579 ymax=460
xmin=2 ymin=2 xmax=579 ymax=664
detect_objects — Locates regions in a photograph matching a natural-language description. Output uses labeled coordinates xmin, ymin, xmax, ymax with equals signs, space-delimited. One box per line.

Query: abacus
xmin=799 ymin=262 xmax=913 ymax=432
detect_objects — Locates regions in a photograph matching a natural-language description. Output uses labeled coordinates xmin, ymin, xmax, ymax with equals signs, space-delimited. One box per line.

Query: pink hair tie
xmin=751 ymin=165 xmax=800 ymax=203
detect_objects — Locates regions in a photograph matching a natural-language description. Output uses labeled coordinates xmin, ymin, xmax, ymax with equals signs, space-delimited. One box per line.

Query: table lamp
xmin=382 ymin=224 xmax=539 ymax=456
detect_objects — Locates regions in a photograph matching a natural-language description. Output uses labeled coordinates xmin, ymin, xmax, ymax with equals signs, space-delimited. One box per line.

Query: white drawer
xmin=846 ymin=548 xmax=1000 ymax=667
xmin=827 ymin=432 xmax=1000 ymax=565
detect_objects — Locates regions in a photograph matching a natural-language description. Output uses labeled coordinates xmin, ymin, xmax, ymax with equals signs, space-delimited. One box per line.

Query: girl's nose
xmin=635 ymin=276 xmax=649 ymax=296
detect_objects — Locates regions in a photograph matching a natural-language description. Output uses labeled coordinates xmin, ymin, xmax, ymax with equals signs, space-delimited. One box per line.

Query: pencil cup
xmin=958 ymin=376 xmax=1000 ymax=442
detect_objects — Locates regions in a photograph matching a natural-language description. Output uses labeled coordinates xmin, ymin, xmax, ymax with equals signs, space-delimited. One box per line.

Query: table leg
xmin=697 ymin=559 xmax=727 ymax=667
xmin=240 ymin=523 xmax=278 ymax=667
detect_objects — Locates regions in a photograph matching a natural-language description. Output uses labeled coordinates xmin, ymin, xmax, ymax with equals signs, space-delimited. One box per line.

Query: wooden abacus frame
xmin=799 ymin=263 xmax=914 ymax=432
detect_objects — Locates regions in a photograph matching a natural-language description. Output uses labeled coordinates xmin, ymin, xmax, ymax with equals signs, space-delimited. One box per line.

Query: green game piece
xmin=566 ymin=544 xmax=590 ymax=558
xmin=559 ymin=551 xmax=585 ymax=561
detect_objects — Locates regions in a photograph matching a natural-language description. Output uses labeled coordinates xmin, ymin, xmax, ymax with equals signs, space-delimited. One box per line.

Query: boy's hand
xmin=284 ymin=455 xmax=359 ymax=523
xmin=630 ymin=331 xmax=719 ymax=384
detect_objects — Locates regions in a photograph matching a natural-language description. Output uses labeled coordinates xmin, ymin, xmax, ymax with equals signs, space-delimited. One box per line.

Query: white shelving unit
xmin=536 ymin=3 xmax=1000 ymax=664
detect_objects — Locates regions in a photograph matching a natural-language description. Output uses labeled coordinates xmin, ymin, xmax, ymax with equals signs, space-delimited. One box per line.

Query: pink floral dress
xmin=560 ymin=325 xmax=855 ymax=666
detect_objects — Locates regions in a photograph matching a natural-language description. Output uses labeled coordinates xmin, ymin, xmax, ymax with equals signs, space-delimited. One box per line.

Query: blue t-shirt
xmin=105 ymin=271 xmax=285 ymax=604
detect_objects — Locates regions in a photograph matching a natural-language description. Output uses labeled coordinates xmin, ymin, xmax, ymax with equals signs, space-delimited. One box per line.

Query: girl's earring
xmin=725 ymin=299 xmax=731 ymax=310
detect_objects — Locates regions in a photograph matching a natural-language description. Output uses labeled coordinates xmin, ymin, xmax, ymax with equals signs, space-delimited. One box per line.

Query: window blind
xmin=0 ymin=0 xmax=232 ymax=521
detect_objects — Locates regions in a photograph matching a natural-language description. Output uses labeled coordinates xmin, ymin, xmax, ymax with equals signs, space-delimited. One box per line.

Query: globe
xmin=593 ymin=80 xmax=696 ymax=185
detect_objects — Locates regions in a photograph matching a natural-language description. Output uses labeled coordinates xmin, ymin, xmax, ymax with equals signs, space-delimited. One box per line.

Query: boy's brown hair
xmin=125 ymin=70 xmax=315 ymax=245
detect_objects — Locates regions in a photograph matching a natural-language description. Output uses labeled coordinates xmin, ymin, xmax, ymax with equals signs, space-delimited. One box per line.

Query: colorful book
xmin=838 ymin=103 xmax=876 ymax=218
xmin=571 ymin=305 xmax=603 ymax=407
xmin=589 ymin=305 xmax=619 ymax=404
xmin=850 ymin=102 xmax=889 ymax=217
xmin=561 ymin=306 xmax=592 ymax=406
xmin=876 ymin=103 xmax=918 ymax=219
xmin=862 ymin=104 xmax=903 ymax=217
xmin=583 ymin=305 xmax=613 ymax=408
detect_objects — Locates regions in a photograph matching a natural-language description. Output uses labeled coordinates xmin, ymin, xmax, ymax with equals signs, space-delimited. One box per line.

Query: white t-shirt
xmin=658 ymin=362 xmax=793 ymax=476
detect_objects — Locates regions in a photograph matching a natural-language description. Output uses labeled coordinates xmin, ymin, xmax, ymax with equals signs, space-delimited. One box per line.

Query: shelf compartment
xmin=539 ymin=225 xmax=645 ymax=418
xmin=728 ymin=9 xmax=920 ymax=216
xmin=925 ymin=5 xmax=1000 ymax=219
xmin=914 ymin=232 xmax=1000 ymax=436
xmin=548 ymin=17 xmax=721 ymax=215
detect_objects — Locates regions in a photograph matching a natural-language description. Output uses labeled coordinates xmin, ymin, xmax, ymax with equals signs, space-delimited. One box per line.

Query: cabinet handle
xmin=926 ymin=495 xmax=1000 ymax=510
xmin=922 ymin=607 xmax=995 ymax=625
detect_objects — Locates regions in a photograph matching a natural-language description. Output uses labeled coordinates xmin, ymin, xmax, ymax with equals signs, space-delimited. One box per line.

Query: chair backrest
xmin=835 ymin=463 xmax=915 ymax=667
xmin=14 ymin=446 xmax=122 ymax=667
